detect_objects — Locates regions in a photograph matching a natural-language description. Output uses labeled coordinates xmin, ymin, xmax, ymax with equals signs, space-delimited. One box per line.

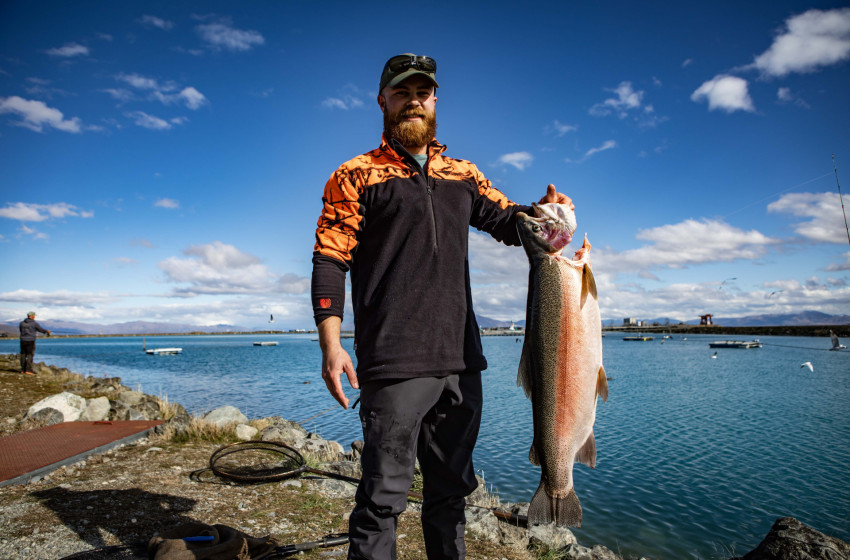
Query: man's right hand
xmin=317 ymin=317 xmax=358 ymax=409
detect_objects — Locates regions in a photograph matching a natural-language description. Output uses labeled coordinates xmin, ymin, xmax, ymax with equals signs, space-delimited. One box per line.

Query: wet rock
xmin=27 ymin=392 xmax=86 ymax=422
xmin=529 ymin=522 xmax=577 ymax=551
xmin=730 ymin=517 xmax=850 ymax=560
xmin=80 ymin=396 xmax=110 ymax=421
xmin=203 ymin=405 xmax=248 ymax=427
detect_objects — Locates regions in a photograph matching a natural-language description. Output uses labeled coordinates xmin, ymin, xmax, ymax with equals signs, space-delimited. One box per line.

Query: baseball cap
xmin=379 ymin=54 xmax=438 ymax=92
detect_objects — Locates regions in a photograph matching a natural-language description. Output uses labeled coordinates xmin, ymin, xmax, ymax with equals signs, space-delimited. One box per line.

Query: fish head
xmin=516 ymin=202 xmax=577 ymax=257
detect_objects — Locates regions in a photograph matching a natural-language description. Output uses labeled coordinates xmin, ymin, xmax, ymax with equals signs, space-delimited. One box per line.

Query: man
xmin=311 ymin=53 xmax=572 ymax=559
xmin=19 ymin=311 xmax=50 ymax=375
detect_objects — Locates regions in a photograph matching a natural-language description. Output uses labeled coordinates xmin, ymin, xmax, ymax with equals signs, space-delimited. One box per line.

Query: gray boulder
xmin=80 ymin=396 xmax=110 ymax=421
xmin=115 ymin=390 xmax=145 ymax=407
xmin=204 ymin=405 xmax=248 ymax=427
xmin=25 ymin=407 xmax=64 ymax=427
xmin=529 ymin=522 xmax=577 ymax=551
xmin=27 ymin=392 xmax=87 ymax=422
xmin=261 ymin=419 xmax=309 ymax=446
xmin=731 ymin=517 xmax=850 ymax=560
xmin=235 ymin=424 xmax=258 ymax=440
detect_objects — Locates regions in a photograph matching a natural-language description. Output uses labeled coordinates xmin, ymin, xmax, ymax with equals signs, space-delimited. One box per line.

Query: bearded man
xmin=311 ymin=53 xmax=573 ymax=559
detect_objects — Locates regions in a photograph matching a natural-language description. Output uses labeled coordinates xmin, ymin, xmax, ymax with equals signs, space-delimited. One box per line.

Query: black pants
xmin=20 ymin=340 xmax=35 ymax=373
xmin=348 ymin=372 xmax=482 ymax=560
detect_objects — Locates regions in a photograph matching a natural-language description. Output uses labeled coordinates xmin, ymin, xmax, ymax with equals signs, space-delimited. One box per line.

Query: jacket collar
xmin=380 ymin=133 xmax=446 ymax=164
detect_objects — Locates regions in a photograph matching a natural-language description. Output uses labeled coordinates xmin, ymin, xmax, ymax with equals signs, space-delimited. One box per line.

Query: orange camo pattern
xmin=314 ymin=139 xmax=517 ymax=263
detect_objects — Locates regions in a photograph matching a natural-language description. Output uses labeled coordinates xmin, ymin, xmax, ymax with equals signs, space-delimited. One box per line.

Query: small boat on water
xmin=145 ymin=347 xmax=182 ymax=355
xmin=624 ymin=336 xmax=654 ymax=341
xmin=253 ymin=341 xmax=278 ymax=346
xmin=143 ymin=338 xmax=182 ymax=355
xmin=709 ymin=340 xmax=762 ymax=349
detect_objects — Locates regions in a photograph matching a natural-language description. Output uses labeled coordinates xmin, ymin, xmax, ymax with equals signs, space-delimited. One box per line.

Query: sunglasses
xmin=386 ymin=55 xmax=437 ymax=74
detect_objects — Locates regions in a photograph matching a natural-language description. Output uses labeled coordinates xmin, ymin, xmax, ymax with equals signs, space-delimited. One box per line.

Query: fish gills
xmin=517 ymin=219 xmax=608 ymax=528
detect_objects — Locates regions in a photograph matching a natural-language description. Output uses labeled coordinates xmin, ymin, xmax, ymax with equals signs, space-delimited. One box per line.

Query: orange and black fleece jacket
xmin=312 ymin=136 xmax=531 ymax=382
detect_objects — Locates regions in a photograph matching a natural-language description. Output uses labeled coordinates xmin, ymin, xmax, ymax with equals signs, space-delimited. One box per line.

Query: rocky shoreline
xmin=1 ymin=355 xmax=847 ymax=560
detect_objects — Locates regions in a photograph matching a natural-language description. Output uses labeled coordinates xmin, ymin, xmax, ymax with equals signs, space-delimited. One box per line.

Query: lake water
xmin=2 ymin=332 xmax=848 ymax=559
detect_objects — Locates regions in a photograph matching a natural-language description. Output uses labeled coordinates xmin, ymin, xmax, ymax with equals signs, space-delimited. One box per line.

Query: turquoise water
xmin=2 ymin=333 xmax=848 ymax=558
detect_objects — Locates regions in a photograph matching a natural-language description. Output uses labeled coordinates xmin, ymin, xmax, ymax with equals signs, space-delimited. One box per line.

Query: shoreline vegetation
xmin=1 ymin=356 xmax=848 ymax=560
xmin=1 ymin=323 xmax=847 ymax=340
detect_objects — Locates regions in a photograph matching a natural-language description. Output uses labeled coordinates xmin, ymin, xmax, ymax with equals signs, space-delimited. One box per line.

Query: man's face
xmin=378 ymin=75 xmax=437 ymax=149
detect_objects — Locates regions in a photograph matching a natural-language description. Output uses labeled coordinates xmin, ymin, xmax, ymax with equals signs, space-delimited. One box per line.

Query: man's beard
xmin=384 ymin=107 xmax=437 ymax=149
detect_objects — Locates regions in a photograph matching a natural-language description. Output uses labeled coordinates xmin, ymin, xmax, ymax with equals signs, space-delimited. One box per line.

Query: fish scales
xmin=516 ymin=207 xmax=608 ymax=528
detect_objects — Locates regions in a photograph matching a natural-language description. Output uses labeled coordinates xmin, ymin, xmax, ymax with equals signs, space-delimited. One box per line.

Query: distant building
xmin=699 ymin=314 xmax=713 ymax=325
xmin=623 ymin=318 xmax=637 ymax=326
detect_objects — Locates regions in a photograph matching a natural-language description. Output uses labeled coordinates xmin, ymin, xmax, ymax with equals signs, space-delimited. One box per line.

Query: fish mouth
xmin=529 ymin=203 xmax=576 ymax=251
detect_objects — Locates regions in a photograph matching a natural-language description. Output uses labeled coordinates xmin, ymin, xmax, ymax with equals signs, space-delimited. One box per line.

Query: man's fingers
xmin=323 ymin=369 xmax=349 ymax=409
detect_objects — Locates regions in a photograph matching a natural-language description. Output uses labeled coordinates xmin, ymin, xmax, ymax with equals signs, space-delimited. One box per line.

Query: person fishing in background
xmin=19 ymin=311 xmax=50 ymax=375
xmin=311 ymin=53 xmax=572 ymax=559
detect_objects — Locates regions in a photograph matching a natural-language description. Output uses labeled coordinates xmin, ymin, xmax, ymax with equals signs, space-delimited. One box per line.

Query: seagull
xmin=800 ymin=362 xmax=813 ymax=372
xmin=269 ymin=314 xmax=274 ymax=324
xmin=711 ymin=351 xmax=717 ymax=359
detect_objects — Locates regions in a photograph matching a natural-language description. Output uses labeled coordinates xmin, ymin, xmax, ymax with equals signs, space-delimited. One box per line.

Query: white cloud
xmin=546 ymin=120 xmax=577 ymax=137
xmin=322 ymin=85 xmax=365 ymax=110
xmin=116 ymin=74 xmax=207 ymax=110
xmin=196 ymin=21 xmax=265 ymax=52
xmin=155 ymin=198 xmax=180 ymax=209
xmin=139 ymin=15 xmax=174 ymax=30
xmin=0 ymin=289 xmax=115 ymax=307
xmin=117 ymin=73 xmax=163 ymax=91
xmin=589 ymin=81 xmax=644 ymax=118
xmin=826 ymin=251 xmax=850 ymax=271
xmin=102 ymin=88 xmax=134 ymax=102
xmin=178 ymin=87 xmax=207 ymax=110
xmin=159 ymin=242 xmax=308 ymax=296
xmin=20 ymin=224 xmax=48 ymax=240
xmin=767 ymin=192 xmax=849 ymax=243
xmin=126 ymin=111 xmax=183 ymax=130
xmin=691 ymin=75 xmax=755 ymax=113
xmin=776 ymin=87 xmax=810 ymax=108
xmin=751 ymin=8 xmax=850 ymax=77
xmin=45 ymin=42 xmax=89 ymax=57
xmin=0 ymin=202 xmax=93 ymax=222
xmin=0 ymin=96 xmax=82 ymax=133
xmin=682 ymin=58 xmax=694 ymax=68
xmin=497 ymin=152 xmax=533 ymax=171
xmin=585 ymin=140 xmax=617 ymax=158
xmin=604 ymin=219 xmax=777 ymax=274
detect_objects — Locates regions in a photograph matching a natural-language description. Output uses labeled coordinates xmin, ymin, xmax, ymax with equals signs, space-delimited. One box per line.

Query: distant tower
xmin=699 ymin=314 xmax=713 ymax=325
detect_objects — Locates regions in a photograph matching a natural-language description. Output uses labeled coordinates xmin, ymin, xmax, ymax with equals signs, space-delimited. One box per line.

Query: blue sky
xmin=1 ymin=1 xmax=849 ymax=330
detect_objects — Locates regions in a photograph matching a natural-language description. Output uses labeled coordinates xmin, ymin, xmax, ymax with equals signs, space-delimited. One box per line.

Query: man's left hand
xmin=538 ymin=184 xmax=574 ymax=210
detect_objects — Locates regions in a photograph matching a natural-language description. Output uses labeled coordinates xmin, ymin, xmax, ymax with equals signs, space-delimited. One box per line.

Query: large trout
xmin=516 ymin=203 xmax=608 ymax=528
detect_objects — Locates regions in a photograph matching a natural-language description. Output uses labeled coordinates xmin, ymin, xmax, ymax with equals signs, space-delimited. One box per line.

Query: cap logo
xmin=320 ymin=298 xmax=331 ymax=309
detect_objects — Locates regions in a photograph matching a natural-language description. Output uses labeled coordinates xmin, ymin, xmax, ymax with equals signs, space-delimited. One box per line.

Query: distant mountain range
xmin=0 ymin=319 xmax=247 ymax=337
xmin=0 ymin=310 xmax=847 ymax=337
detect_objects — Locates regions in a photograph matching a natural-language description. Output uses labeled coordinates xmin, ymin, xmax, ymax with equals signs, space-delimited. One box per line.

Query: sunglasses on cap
xmin=386 ymin=54 xmax=437 ymax=74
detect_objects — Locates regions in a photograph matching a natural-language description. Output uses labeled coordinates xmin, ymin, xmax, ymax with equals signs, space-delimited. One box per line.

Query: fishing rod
xmin=833 ymin=154 xmax=850 ymax=246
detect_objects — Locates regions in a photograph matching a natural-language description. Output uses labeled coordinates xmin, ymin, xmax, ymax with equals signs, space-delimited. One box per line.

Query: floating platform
xmin=253 ymin=341 xmax=278 ymax=346
xmin=709 ymin=340 xmax=763 ymax=349
xmin=623 ymin=336 xmax=654 ymax=341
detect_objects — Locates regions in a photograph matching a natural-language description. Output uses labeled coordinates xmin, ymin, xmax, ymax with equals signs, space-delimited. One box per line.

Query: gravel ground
xmin=0 ymin=362 xmax=535 ymax=560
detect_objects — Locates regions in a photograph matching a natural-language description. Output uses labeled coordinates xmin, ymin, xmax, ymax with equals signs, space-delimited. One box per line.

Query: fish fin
xmin=597 ymin=365 xmax=609 ymax=402
xmin=582 ymin=263 xmax=598 ymax=302
xmin=517 ymin=339 xmax=533 ymax=398
xmin=528 ymin=483 xmax=583 ymax=528
xmin=528 ymin=441 xmax=540 ymax=466
xmin=576 ymin=431 xmax=597 ymax=468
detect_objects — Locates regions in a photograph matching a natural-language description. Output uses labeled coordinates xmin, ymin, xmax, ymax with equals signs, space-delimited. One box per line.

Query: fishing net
xmin=209 ymin=440 xmax=359 ymax=484
xmin=209 ymin=441 xmax=308 ymax=483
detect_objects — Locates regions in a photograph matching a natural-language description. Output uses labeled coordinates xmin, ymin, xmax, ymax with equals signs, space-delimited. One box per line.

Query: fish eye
xmin=532 ymin=225 xmax=541 ymax=232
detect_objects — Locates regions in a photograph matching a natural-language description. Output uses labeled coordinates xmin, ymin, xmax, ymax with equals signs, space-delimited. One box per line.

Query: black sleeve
xmin=311 ymin=253 xmax=349 ymax=325
xmin=470 ymin=199 xmax=533 ymax=246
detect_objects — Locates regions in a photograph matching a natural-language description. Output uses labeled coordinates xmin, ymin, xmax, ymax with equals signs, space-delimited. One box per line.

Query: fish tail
xmin=528 ymin=483 xmax=583 ymax=528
